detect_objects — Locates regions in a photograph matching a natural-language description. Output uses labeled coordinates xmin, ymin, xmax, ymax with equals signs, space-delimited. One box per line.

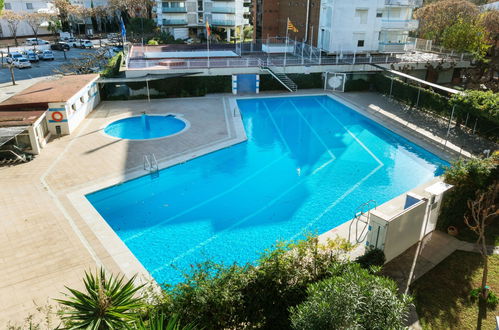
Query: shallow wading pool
xmin=87 ymin=95 xmax=448 ymax=284
xmin=104 ymin=114 xmax=187 ymax=140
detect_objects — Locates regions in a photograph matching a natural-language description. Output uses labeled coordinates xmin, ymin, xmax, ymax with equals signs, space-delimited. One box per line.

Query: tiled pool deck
xmin=0 ymin=90 xmax=472 ymax=325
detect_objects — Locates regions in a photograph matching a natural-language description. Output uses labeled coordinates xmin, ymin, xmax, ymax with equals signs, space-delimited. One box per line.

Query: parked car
xmin=13 ymin=58 xmax=32 ymax=69
xmin=51 ymin=42 xmax=70 ymax=51
xmin=25 ymin=38 xmax=49 ymax=45
xmin=6 ymin=52 xmax=25 ymax=64
xmin=22 ymin=50 xmax=39 ymax=62
xmin=78 ymin=40 xmax=94 ymax=49
xmin=38 ymin=50 xmax=55 ymax=60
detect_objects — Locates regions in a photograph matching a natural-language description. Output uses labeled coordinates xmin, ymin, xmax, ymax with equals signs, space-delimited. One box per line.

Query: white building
xmin=154 ymin=0 xmax=250 ymax=41
xmin=0 ymin=74 xmax=100 ymax=155
xmin=0 ymin=0 xmax=55 ymax=38
xmin=318 ymin=0 xmax=422 ymax=54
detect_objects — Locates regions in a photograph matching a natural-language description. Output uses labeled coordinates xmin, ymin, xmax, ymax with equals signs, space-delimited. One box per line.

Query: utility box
xmin=366 ymin=181 xmax=452 ymax=262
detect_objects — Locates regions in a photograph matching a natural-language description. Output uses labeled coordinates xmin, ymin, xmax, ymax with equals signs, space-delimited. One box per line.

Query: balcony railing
xmin=163 ymin=19 xmax=187 ymax=25
xmin=211 ymin=19 xmax=235 ymax=26
xmin=162 ymin=7 xmax=187 ymax=13
xmin=381 ymin=19 xmax=419 ymax=30
xmin=384 ymin=0 xmax=423 ymax=7
xmin=211 ymin=7 xmax=235 ymax=14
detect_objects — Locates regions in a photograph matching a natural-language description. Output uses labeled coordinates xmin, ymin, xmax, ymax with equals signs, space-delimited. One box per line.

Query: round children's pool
xmin=104 ymin=114 xmax=187 ymax=140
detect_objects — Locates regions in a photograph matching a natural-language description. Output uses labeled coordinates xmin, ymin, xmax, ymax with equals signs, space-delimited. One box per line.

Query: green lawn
xmin=412 ymin=251 xmax=499 ymax=330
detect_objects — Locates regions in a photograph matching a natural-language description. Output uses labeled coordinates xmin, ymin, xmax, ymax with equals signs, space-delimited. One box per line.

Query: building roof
xmin=0 ymin=110 xmax=46 ymax=127
xmin=0 ymin=74 xmax=99 ymax=111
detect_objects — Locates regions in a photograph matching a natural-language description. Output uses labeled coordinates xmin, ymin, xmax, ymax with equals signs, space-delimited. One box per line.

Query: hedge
xmin=100 ymin=52 xmax=123 ymax=78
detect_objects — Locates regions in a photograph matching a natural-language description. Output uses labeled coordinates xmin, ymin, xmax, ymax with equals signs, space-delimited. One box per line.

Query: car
xmin=51 ymin=42 xmax=70 ymax=51
xmin=78 ymin=40 xmax=94 ymax=49
xmin=13 ymin=58 xmax=32 ymax=69
xmin=38 ymin=50 xmax=55 ymax=60
xmin=6 ymin=52 xmax=25 ymax=64
xmin=24 ymin=50 xmax=39 ymax=62
xmin=25 ymin=38 xmax=49 ymax=45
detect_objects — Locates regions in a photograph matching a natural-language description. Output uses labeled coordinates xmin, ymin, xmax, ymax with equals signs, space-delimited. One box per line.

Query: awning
xmin=0 ymin=126 xmax=28 ymax=148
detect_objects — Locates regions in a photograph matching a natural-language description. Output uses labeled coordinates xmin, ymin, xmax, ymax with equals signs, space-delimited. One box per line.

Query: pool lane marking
xmin=123 ymin=152 xmax=290 ymax=243
xmin=151 ymin=100 xmax=340 ymax=274
xmin=290 ymin=161 xmax=384 ymax=242
xmin=286 ymin=100 xmax=336 ymax=161
xmin=315 ymin=98 xmax=384 ymax=166
xmin=151 ymin=154 xmax=337 ymax=275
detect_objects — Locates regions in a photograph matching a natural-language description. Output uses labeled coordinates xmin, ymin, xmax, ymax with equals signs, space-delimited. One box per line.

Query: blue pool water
xmin=87 ymin=95 xmax=448 ymax=284
xmin=104 ymin=114 xmax=186 ymax=140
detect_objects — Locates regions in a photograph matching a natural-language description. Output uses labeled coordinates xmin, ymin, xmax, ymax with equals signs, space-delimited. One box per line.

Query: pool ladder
xmin=349 ymin=200 xmax=377 ymax=244
xmin=144 ymin=153 xmax=159 ymax=177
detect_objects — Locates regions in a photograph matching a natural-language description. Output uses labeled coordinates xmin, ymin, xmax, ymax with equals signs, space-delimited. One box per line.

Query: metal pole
xmin=416 ymin=85 xmax=421 ymax=108
xmin=284 ymin=18 xmax=289 ymax=67
xmin=446 ymin=105 xmax=455 ymax=137
xmin=389 ymin=75 xmax=394 ymax=98
xmin=473 ymin=118 xmax=478 ymax=134
xmin=146 ymin=79 xmax=150 ymax=103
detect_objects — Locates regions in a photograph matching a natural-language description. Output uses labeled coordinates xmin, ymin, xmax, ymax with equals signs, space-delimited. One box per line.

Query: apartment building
xmin=253 ymin=0 xmax=421 ymax=53
xmin=319 ymin=0 xmax=422 ymax=53
xmin=154 ymin=0 xmax=250 ymax=41
xmin=0 ymin=0 xmax=54 ymax=38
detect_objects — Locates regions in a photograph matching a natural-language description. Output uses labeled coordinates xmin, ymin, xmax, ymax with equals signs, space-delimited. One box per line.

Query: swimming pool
xmin=104 ymin=114 xmax=186 ymax=140
xmin=87 ymin=95 xmax=448 ymax=284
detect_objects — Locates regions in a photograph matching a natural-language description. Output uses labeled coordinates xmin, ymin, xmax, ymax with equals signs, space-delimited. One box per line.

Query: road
xmin=0 ymin=47 xmax=105 ymax=84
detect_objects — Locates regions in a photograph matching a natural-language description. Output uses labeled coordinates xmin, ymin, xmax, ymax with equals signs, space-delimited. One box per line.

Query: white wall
xmin=319 ymin=0 xmax=419 ymax=53
xmin=0 ymin=0 xmax=54 ymax=38
xmin=45 ymin=77 xmax=100 ymax=136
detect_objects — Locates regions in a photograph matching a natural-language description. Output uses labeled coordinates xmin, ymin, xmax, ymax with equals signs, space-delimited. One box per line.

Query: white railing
xmin=405 ymin=37 xmax=474 ymax=61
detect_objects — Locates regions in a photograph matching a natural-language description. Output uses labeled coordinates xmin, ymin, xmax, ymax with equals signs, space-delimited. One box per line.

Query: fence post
xmin=353 ymin=52 xmax=356 ymax=65
xmin=446 ymin=105 xmax=456 ymax=137
xmin=415 ymin=84 xmax=421 ymax=108
xmin=319 ymin=50 xmax=322 ymax=65
xmin=385 ymin=55 xmax=389 ymax=63
xmin=389 ymin=75 xmax=394 ymax=98
xmin=369 ymin=55 xmax=372 ymax=63
xmin=460 ymin=53 xmax=464 ymax=61
xmin=473 ymin=118 xmax=478 ymax=135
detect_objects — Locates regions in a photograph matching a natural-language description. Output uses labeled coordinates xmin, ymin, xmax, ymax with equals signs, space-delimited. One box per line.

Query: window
xmin=376 ymin=12 xmax=383 ymax=18
xmin=355 ymin=9 xmax=368 ymax=24
xmin=71 ymin=104 xmax=77 ymax=111
xmin=80 ymin=96 xmax=85 ymax=103
xmin=26 ymin=3 xmax=33 ymax=9
xmin=357 ymin=40 xmax=365 ymax=47
xmin=4 ymin=2 xmax=11 ymax=9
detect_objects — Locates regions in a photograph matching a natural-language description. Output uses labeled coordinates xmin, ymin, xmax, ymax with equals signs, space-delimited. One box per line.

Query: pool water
xmin=104 ymin=114 xmax=186 ymax=140
xmin=87 ymin=95 xmax=448 ymax=284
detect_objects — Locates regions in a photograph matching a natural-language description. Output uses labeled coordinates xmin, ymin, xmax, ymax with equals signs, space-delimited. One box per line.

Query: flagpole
xmin=284 ymin=18 xmax=289 ymax=67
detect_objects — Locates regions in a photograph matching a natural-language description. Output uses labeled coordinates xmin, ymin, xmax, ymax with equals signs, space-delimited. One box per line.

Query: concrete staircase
xmin=261 ymin=66 xmax=297 ymax=92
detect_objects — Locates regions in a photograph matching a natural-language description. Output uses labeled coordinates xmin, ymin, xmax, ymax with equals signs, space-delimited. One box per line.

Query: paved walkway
xmin=0 ymin=95 xmax=243 ymax=326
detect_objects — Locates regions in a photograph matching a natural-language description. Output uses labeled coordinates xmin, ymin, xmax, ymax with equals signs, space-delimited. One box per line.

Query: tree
xmin=1 ymin=10 xmax=23 ymax=46
xmin=479 ymin=10 xmax=499 ymax=56
xmin=441 ymin=18 xmax=491 ymax=60
xmin=464 ymin=182 xmax=499 ymax=300
xmin=414 ymin=0 xmax=479 ymax=43
xmin=0 ymin=0 xmax=4 ymax=14
xmin=56 ymin=268 xmax=145 ymax=329
xmin=289 ymin=262 xmax=412 ymax=330
xmin=1 ymin=62 xmax=16 ymax=85
xmin=52 ymin=0 xmax=76 ymax=32
xmin=25 ymin=12 xmax=50 ymax=41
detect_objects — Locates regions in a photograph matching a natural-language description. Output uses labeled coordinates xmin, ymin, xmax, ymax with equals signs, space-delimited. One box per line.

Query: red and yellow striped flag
xmin=206 ymin=20 xmax=211 ymax=37
xmin=287 ymin=19 xmax=299 ymax=33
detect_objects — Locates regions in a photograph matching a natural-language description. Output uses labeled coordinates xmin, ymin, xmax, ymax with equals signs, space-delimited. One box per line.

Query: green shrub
xmin=147 ymin=39 xmax=159 ymax=45
xmin=355 ymin=247 xmax=386 ymax=270
xmin=164 ymin=235 xmax=353 ymax=329
xmin=345 ymin=79 xmax=370 ymax=92
xmin=289 ymin=262 xmax=411 ymax=330
xmin=437 ymin=153 xmax=499 ymax=230
xmin=100 ymin=52 xmax=123 ymax=78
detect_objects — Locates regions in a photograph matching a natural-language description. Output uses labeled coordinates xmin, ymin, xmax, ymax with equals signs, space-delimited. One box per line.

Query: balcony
xmin=381 ymin=19 xmax=419 ymax=30
xmin=211 ymin=7 xmax=236 ymax=14
xmin=211 ymin=19 xmax=235 ymax=26
xmin=162 ymin=7 xmax=187 ymax=13
xmin=163 ymin=18 xmax=187 ymax=25
xmin=384 ymin=0 xmax=423 ymax=7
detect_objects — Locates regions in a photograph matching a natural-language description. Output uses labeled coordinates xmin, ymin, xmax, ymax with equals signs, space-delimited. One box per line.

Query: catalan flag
xmin=287 ymin=18 xmax=298 ymax=33
xmin=206 ymin=20 xmax=211 ymax=37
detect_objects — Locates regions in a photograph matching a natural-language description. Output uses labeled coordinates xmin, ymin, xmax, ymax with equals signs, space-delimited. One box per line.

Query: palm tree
xmin=56 ymin=268 xmax=145 ymax=329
